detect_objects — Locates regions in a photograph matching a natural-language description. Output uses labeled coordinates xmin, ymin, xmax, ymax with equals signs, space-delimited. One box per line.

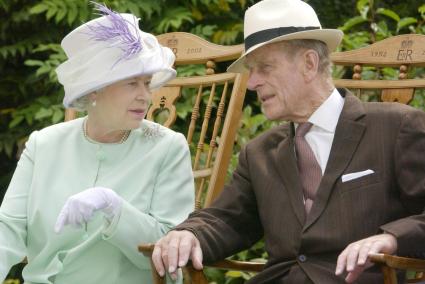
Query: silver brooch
xmin=142 ymin=123 xmax=164 ymax=139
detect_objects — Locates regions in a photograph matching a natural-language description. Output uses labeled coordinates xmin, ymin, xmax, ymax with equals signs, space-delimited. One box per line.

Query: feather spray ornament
xmin=85 ymin=2 xmax=142 ymax=67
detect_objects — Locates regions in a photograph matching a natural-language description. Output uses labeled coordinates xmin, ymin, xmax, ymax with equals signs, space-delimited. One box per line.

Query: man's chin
xmin=262 ymin=109 xmax=287 ymax=121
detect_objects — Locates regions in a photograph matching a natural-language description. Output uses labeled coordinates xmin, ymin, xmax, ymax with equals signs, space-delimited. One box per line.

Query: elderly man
xmin=152 ymin=0 xmax=425 ymax=283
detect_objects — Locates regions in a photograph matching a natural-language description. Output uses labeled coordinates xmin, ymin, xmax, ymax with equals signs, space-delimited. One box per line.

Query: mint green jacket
xmin=0 ymin=118 xmax=194 ymax=283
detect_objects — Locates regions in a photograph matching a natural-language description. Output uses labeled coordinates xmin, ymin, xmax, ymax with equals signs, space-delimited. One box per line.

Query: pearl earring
xmin=92 ymin=100 xmax=97 ymax=107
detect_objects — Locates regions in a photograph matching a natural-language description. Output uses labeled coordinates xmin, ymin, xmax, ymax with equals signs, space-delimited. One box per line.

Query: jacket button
xmin=298 ymin=254 xmax=307 ymax=262
xmin=96 ymin=150 xmax=106 ymax=161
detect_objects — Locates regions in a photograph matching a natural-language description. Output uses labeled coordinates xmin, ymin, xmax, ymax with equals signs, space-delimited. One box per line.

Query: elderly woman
xmin=0 ymin=3 xmax=194 ymax=283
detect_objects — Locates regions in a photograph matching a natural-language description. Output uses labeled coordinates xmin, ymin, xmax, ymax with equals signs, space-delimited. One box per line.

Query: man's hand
xmin=152 ymin=230 xmax=203 ymax=280
xmin=335 ymin=233 xmax=397 ymax=283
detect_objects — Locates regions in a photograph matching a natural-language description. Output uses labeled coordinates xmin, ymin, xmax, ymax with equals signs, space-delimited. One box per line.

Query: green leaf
xmin=45 ymin=4 xmax=58 ymax=20
xmin=397 ymin=17 xmax=418 ymax=32
xmin=4 ymin=141 xmax=13 ymax=158
xmin=25 ymin=112 xmax=34 ymax=125
xmin=29 ymin=3 xmax=49 ymax=14
xmin=356 ymin=0 xmax=369 ymax=12
xmin=18 ymin=45 xmax=26 ymax=56
xmin=0 ymin=0 xmax=8 ymax=11
xmin=35 ymin=108 xmax=53 ymax=120
xmin=126 ymin=2 xmax=140 ymax=16
xmin=356 ymin=0 xmax=369 ymax=17
xmin=37 ymin=97 xmax=51 ymax=105
xmin=202 ymin=25 xmax=217 ymax=37
xmin=381 ymin=67 xmax=398 ymax=79
xmin=225 ymin=270 xmax=243 ymax=278
xmin=9 ymin=115 xmax=24 ymax=128
xmin=213 ymin=29 xmax=239 ymax=45
xmin=24 ymin=59 xmax=43 ymax=67
xmin=419 ymin=4 xmax=425 ymax=19
xmin=0 ymin=49 xmax=7 ymax=59
xmin=406 ymin=270 xmax=417 ymax=280
xmin=55 ymin=6 xmax=67 ymax=23
xmin=156 ymin=7 xmax=194 ymax=33
xmin=79 ymin=4 xmax=91 ymax=22
xmin=9 ymin=48 xmax=16 ymax=57
xmin=377 ymin=8 xmax=400 ymax=22
xmin=66 ymin=1 xmax=78 ymax=25
xmin=52 ymin=109 xmax=63 ymax=123
xmin=35 ymin=65 xmax=51 ymax=77
xmin=373 ymin=20 xmax=391 ymax=38
xmin=338 ymin=16 xmax=368 ymax=32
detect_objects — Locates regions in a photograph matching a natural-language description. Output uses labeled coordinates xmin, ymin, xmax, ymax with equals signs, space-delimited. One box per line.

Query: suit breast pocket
xmin=338 ymin=171 xmax=381 ymax=194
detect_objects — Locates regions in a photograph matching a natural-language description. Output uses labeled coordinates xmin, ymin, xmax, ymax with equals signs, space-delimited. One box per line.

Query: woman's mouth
xmin=129 ymin=109 xmax=146 ymax=118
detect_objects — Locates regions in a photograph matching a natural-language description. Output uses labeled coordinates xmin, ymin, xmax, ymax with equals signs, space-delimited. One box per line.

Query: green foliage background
xmin=0 ymin=0 xmax=424 ymax=283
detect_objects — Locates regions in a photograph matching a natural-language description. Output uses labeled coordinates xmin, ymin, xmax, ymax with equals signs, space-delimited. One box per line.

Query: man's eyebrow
xmin=244 ymin=56 xmax=270 ymax=66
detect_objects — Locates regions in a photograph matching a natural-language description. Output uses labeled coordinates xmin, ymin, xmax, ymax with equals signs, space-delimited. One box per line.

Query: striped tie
xmin=295 ymin=123 xmax=322 ymax=214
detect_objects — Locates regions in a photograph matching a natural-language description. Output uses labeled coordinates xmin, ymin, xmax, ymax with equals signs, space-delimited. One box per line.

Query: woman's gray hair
xmin=71 ymin=88 xmax=105 ymax=111
xmin=278 ymin=39 xmax=332 ymax=77
xmin=71 ymin=94 xmax=91 ymax=111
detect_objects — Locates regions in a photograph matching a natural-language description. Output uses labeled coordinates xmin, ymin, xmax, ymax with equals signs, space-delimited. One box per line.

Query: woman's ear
xmin=88 ymin=92 xmax=98 ymax=108
xmin=302 ymin=49 xmax=319 ymax=82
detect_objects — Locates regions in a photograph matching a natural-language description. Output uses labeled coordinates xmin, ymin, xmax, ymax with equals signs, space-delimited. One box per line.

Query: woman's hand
xmin=54 ymin=187 xmax=122 ymax=233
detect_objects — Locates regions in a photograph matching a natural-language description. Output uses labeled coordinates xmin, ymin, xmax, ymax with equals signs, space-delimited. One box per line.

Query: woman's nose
xmin=136 ymin=85 xmax=151 ymax=101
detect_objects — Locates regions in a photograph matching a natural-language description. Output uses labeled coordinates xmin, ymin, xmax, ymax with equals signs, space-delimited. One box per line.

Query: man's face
xmin=245 ymin=42 xmax=312 ymax=122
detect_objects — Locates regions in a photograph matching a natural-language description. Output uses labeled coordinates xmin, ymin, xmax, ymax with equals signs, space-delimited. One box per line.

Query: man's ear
xmin=302 ymin=49 xmax=320 ymax=82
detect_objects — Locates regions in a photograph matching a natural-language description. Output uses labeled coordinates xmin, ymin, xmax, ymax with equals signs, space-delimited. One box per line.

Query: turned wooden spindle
xmin=399 ymin=64 xmax=408 ymax=80
xmin=353 ymin=64 xmax=362 ymax=80
xmin=352 ymin=64 xmax=363 ymax=97
xmin=206 ymin=60 xmax=216 ymax=75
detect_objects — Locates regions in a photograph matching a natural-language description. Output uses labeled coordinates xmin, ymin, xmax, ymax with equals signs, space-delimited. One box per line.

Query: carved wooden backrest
xmin=65 ymin=32 xmax=247 ymax=210
xmin=151 ymin=32 xmax=246 ymax=209
xmin=331 ymin=34 xmax=425 ymax=104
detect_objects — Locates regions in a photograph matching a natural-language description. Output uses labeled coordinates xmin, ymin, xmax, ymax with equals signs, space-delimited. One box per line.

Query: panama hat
xmin=56 ymin=3 xmax=176 ymax=108
xmin=227 ymin=0 xmax=343 ymax=73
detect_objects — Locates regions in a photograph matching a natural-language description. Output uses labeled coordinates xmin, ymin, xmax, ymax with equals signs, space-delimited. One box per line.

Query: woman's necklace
xmin=83 ymin=118 xmax=130 ymax=144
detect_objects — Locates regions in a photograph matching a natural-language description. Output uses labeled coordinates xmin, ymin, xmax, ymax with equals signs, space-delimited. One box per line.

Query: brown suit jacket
xmin=176 ymin=91 xmax=425 ymax=283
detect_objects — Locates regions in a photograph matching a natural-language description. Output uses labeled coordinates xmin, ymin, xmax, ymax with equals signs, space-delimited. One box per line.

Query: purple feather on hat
xmin=85 ymin=2 xmax=142 ymax=66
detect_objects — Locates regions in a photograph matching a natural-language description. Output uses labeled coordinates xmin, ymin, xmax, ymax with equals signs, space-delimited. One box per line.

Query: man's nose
xmin=247 ymin=71 xmax=262 ymax=91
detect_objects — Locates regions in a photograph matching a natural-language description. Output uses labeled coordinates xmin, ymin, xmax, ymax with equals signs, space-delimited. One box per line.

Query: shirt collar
xmin=308 ymin=88 xmax=345 ymax=133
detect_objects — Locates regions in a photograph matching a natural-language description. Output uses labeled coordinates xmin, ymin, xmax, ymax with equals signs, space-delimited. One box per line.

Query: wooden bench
xmin=138 ymin=33 xmax=425 ymax=284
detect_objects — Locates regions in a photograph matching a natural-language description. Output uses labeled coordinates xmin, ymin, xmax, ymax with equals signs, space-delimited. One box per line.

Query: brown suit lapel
xmin=304 ymin=93 xmax=367 ymax=231
xmin=275 ymin=123 xmax=306 ymax=226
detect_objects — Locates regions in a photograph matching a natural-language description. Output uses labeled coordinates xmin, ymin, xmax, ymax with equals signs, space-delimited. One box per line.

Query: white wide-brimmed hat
xmin=227 ymin=0 xmax=344 ymax=73
xmin=56 ymin=3 xmax=176 ymax=108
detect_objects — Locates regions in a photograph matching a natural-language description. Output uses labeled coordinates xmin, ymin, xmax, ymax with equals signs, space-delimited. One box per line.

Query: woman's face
xmin=90 ymin=75 xmax=152 ymax=130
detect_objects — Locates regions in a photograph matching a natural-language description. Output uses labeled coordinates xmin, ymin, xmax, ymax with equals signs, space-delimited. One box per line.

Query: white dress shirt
xmin=296 ymin=89 xmax=345 ymax=174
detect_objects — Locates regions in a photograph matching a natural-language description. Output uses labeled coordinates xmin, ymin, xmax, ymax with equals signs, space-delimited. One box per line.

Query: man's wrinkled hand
xmin=152 ymin=230 xmax=203 ymax=281
xmin=335 ymin=233 xmax=397 ymax=283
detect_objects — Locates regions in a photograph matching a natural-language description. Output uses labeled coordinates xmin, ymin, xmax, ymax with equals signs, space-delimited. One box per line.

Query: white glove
xmin=54 ymin=186 xmax=122 ymax=234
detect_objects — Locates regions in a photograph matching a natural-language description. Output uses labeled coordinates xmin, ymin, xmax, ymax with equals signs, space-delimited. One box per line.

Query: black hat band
xmin=244 ymin=26 xmax=320 ymax=51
